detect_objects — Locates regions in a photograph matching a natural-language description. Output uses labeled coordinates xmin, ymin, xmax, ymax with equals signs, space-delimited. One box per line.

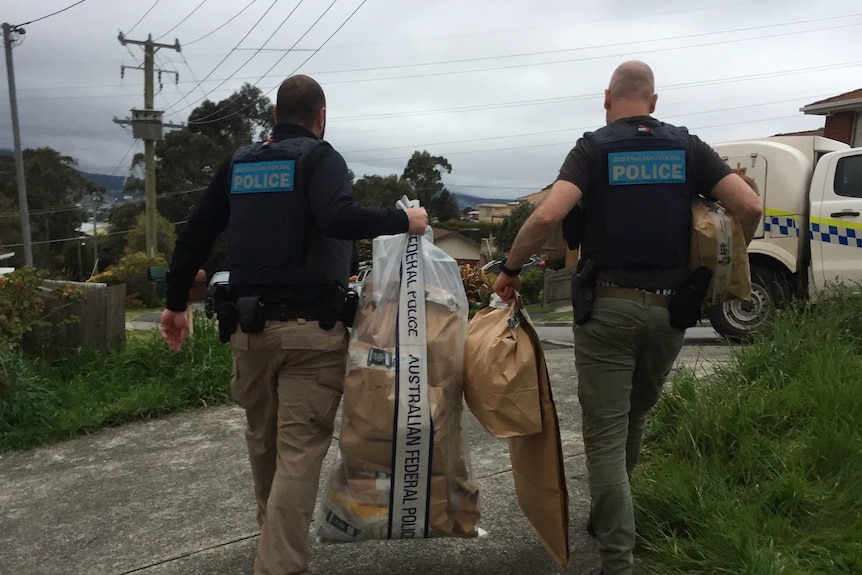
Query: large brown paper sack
xmin=690 ymin=197 xmax=751 ymax=306
xmin=463 ymin=299 xmax=542 ymax=438
xmin=507 ymin=316 xmax=569 ymax=570
xmin=321 ymin=469 xmax=480 ymax=541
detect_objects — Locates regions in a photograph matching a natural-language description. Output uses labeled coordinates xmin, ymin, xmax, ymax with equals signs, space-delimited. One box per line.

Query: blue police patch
xmin=608 ymin=150 xmax=686 ymax=185
xmin=231 ymin=160 xmax=295 ymax=194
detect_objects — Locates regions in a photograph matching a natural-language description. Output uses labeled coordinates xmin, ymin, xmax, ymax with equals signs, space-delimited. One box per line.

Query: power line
xmin=10 ymin=14 xmax=859 ymax=99
xmin=318 ymin=20 xmax=862 ymax=86
xmin=170 ymin=0 xmax=314 ymax=116
xmin=188 ymin=0 xmax=368 ymax=126
xmin=187 ymin=0 xmax=339 ymax=123
xmin=184 ymin=0 xmax=257 ymax=46
xmin=14 ymin=0 xmax=87 ymax=26
xmin=161 ymin=0 xmax=281 ymax=113
xmin=155 ymin=0 xmax=208 ymax=41
xmin=125 ymin=0 xmax=161 ymax=36
xmin=309 ymin=13 xmax=862 ymax=77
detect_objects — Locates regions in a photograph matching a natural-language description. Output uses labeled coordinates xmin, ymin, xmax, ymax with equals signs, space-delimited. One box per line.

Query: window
xmin=835 ymin=156 xmax=862 ymax=198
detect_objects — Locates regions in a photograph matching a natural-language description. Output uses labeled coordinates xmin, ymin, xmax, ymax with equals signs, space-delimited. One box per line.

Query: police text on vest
xmin=231 ymin=160 xmax=296 ymax=193
xmin=608 ymin=150 xmax=686 ymax=185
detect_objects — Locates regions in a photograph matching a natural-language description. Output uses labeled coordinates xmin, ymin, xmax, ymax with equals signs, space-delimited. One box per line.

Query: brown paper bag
xmin=508 ymin=311 xmax=570 ymax=570
xmin=463 ymin=296 xmax=542 ymax=438
xmin=690 ymin=197 xmax=751 ymax=305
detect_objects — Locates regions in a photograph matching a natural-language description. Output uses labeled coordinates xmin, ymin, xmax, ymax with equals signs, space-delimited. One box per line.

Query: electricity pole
xmin=2 ymin=22 xmax=33 ymax=266
xmin=114 ymin=32 xmax=181 ymax=257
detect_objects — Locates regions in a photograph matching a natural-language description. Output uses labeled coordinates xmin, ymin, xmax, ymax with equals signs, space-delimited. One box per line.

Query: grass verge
xmin=633 ymin=290 xmax=862 ymax=573
xmin=0 ymin=313 xmax=232 ymax=452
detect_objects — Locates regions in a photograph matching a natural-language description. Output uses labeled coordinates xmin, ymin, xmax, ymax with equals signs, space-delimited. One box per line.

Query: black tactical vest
xmin=227 ymin=136 xmax=352 ymax=297
xmin=580 ymin=120 xmax=694 ymax=269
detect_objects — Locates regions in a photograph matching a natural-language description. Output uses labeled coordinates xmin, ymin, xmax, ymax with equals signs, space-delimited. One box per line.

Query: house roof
xmin=431 ymin=227 xmax=479 ymax=247
xmin=517 ymin=183 xmax=553 ymax=204
xmin=801 ymin=88 xmax=862 ymax=115
xmin=771 ymin=127 xmax=825 ymax=137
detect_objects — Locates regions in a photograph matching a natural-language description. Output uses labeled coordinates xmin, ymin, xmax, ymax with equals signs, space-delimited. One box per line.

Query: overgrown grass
xmin=0 ymin=313 xmax=232 ymax=452
xmin=634 ymin=290 xmax=862 ymax=574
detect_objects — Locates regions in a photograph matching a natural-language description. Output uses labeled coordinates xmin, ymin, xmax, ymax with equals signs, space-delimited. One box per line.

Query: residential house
xmin=476 ymin=202 xmax=515 ymax=223
xmin=800 ymin=89 xmax=862 ymax=147
xmin=432 ymin=227 xmax=481 ymax=268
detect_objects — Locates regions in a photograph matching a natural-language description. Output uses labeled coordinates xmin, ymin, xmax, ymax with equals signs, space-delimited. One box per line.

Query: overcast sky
xmin=2 ymin=0 xmax=861 ymax=201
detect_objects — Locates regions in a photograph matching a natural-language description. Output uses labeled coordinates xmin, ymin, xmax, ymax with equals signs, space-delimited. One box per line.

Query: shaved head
xmin=275 ymin=75 xmax=326 ymax=128
xmin=608 ymin=60 xmax=655 ymax=104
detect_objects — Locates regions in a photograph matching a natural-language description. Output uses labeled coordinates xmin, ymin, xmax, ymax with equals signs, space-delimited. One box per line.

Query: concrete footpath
xmin=0 ymin=337 xmax=728 ymax=575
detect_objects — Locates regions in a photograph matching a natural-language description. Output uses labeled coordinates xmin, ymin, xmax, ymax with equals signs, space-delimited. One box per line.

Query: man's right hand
xmin=405 ymin=207 xmax=429 ymax=234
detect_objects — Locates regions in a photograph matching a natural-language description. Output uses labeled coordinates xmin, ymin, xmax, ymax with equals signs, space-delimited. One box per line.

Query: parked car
xmin=204 ymin=271 xmax=229 ymax=318
xmin=349 ymin=265 xmax=372 ymax=297
xmin=481 ymin=255 xmax=546 ymax=274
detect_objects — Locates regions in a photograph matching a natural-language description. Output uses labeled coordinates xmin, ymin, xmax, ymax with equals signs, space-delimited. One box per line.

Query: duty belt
xmin=594 ymin=286 xmax=672 ymax=308
xmin=262 ymin=302 xmax=325 ymax=321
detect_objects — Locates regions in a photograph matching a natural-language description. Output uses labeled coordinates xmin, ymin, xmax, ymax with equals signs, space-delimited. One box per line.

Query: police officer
xmin=494 ymin=61 xmax=762 ymax=575
xmin=159 ymin=74 xmax=428 ymax=575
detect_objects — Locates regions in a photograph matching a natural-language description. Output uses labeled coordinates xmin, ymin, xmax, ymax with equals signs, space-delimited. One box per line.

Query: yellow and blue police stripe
xmin=810 ymin=217 xmax=862 ymax=248
xmin=764 ymin=209 xmax=862 ymax=248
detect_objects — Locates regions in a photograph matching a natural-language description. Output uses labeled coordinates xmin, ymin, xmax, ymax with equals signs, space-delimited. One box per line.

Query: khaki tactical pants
xmin=574 ymin=297 xmax=685 ymax=575
xmin=230 ymin=319 xmax=348 ymax=575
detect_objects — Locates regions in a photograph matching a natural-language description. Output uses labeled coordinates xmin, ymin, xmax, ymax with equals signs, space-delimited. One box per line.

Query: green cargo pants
xmin=574 ymin=295 xmax=685 ymax=575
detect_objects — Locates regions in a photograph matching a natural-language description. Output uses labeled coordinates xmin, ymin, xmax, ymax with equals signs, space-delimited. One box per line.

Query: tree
xmin=188 ymin=83 xmax=273 ymax=149
xmin=497 ymin=200 xmax=536 ymax=252
xmin=401 ymin=150 xmax=459 ymax=222
xmin=125 ymin=212 xmax=177 ymax=260
xmin=99 ymin=203 xmax=145 ymax=269
xmin=0 ymin=148 xmax=94 ymax=273
xmin=352 ymin=174 xmax=413 ymax=209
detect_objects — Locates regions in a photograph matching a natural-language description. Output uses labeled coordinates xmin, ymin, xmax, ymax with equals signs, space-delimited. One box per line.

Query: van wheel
xmin=707 ymin=266 xmax=788 ymax=342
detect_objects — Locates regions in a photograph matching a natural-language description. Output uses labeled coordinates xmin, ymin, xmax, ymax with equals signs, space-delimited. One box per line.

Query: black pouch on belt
xmin=319 ymin=284 xmax=347 ymax=331
xmin=237 ymin=295 xmax=267 ymax=333
xmin=571 ymin=259 xmax=599 ymax=325
xmin=668 ymin=266 xmax=714 ymax=329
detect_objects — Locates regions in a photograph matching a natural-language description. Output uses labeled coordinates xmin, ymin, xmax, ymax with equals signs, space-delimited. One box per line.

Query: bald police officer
xmin=160 ymin=75 xmax=427 ymax=575
xmin=494 ymin=61 xmax=761 ymax=575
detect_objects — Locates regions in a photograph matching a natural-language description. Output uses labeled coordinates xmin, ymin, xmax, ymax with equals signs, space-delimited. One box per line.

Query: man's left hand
xmin=493 ymin=273 xmax=521 ymax=304
xmin=160 ymin=309 xmax=189 ymax=353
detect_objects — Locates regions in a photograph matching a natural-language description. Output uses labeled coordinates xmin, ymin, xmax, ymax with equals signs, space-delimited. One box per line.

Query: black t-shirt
xmin=557 ymin=116 xmax=733 ymax=291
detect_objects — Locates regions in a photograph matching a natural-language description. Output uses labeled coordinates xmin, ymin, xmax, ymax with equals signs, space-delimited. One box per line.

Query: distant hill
xmin=0 ymin=157 xmax=513 ymax=209
xmin=451 ymin=192 xmax=515 ymax=210
xmin=79 ymin=171 xmax=125 ymax=197
xmin=0 ymin=150 xmax=126 ymax=198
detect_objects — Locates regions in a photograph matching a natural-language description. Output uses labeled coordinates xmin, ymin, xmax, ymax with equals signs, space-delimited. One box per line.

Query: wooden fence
xmin=23 ymin=281 xmax=126 ymax=356
xmin=543 ymin=266 xmax=575 ymax=308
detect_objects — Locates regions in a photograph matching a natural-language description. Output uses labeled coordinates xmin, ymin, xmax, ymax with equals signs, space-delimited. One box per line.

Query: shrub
xmin=89 ymin=251 xmax=166 ymax=307
xmin=519 ymin=267 xmax=545 ymax=305
xmin=0 ymin=267 xmax=85 ymax=350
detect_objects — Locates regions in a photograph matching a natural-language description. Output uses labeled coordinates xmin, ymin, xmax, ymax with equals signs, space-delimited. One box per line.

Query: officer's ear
xmin=649 ymin=93 xmax=657 ymax=114
xmin=314 ymin=106 xmax=327 ymax=138
xmin=603 ymin=89 xmax=611 ymax=111
xmin=272 ymin=105 xmax=279 ymax=124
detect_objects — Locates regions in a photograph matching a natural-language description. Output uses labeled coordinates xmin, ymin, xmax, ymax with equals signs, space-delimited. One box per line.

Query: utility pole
xmin=2 ymin=22 xmax=33 ymax=267
xmin=114 ymin=32 xmax=181 ymax=257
